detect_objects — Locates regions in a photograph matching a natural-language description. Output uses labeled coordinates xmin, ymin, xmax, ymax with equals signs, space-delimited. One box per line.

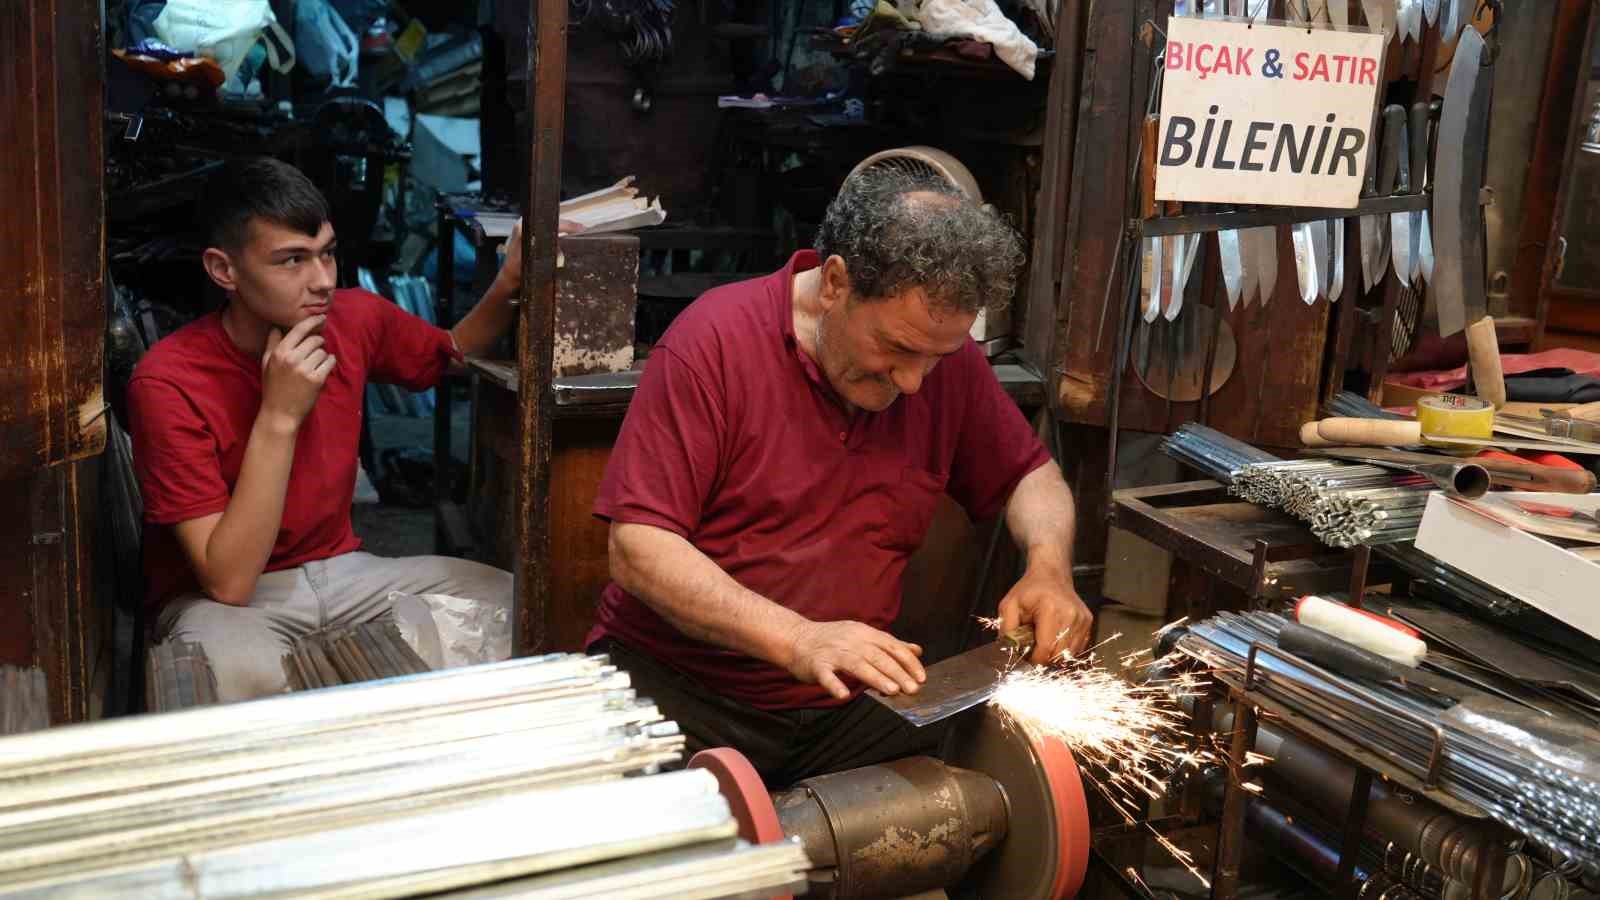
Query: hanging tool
xmin=1397 ymin=0 xmax=1422 ymax=42
xmin=1418 ymin=99 xmax=1441 ymax=285
xmin=1328 ymin=219 xmax=1345 ymax=302
xmin=1432 ymin=28 xmax=1505 ymax=407
xmin=1361 ymin=0 xmax=1396 ymax=37
xmin=1293 ymin=222 xmax=1320 ymax=305
xmin=1218 ymin=228 xmax=1248 ymax=310
xmin=1387 ymin=104 xmax=1414 ymax=287
xmin=1365 ymin=104 xmax=1403 ymax=294
xmin=1140 ymin=114 xmax=1162 ymax=323
xmin=1248 ymin=226 xmax=1278 ymax=305
xmin=1420 ymin=0 xmax=1440 ymax=27
xmin=1407 ymin=101 xmax=1432 ymax=286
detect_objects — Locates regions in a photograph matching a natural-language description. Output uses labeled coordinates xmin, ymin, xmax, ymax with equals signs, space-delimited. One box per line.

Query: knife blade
xmin=1219 ymin=229 xmax=1245 ymax=310
xmin=1329 ymin=218 xmax=1346 ymax=302
xmin=1387 ymin=105 xmax=1413 ymax=286
xmin=1252 ymin=226 xmax=1279 ymax=305
xmin=1408 ymin=101 xmax=1431 ymax=286
xmin=1359 ymin=142 xmax=1381 ymax=294
xmin=1421 ymin=98 xmax=1441 ymax=284
xmin=1142 ymin=236 xmax=1161 ymax=322
xmin=869 ymin=626 xmax=1036 ymax=727
xmin=1421 ymin=0 xmax=1439 ymax=26
xmin=1293 ymin=223 xmax=1319 ymax=305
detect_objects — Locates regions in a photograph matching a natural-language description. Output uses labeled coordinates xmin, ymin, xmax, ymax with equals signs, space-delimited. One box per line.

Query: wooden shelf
xmin=1111 ymin=481 xmax=1371 ymax=601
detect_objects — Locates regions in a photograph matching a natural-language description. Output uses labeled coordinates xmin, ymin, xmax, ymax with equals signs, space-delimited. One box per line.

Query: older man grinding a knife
xmin=587 ymin=168 xmax=1092 ymax=785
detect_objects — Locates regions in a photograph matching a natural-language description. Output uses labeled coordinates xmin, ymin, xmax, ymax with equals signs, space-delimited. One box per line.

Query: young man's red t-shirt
xmin=127 ymin=289 xmax=458 ymax=608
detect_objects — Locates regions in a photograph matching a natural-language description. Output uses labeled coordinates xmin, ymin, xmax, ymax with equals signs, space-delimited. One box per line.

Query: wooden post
xmin=515 ymin=0 xmax=570 ymax=656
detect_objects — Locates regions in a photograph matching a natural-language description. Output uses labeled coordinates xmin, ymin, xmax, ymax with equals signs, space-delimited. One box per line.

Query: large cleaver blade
xmin=869 ymin=626 xmax=1035 ymax=727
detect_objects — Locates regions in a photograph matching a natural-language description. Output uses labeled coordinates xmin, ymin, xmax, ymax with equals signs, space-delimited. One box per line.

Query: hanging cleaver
xmin=1433 ymin=28 xmax=1503 ymax=405
xmin=1248 ymin=226 xmax=1279 ymax=305
xmin=1387 ymin=105 xmax=1413 ymax=289
xmin=869 ymin=626 xmax=1036 ymax=727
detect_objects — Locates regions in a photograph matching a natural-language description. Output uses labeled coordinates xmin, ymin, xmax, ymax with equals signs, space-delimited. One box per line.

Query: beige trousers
xmin=156 ymin=551 xmax=512 ymax=703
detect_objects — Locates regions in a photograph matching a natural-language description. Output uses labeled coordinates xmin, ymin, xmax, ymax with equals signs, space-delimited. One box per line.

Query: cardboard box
xmin=1415 ymin=492 xmax=1600 ymax=640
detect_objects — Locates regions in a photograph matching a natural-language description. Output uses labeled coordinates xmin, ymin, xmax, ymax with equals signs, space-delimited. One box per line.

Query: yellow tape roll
xmin=1417 ymin=394 xmax=1494 ymax=446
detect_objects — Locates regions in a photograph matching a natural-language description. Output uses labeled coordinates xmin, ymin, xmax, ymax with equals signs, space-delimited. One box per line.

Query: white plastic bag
xmin=296 ymin=0 xmax=359 ymax=88
xmin=390 ymin=591 xmax=512 ymax=669
xmin=154 ymin=0 xmax=295 ymax=83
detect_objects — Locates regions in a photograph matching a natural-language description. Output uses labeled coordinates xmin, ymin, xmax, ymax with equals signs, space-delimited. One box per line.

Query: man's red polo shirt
xmin=127 ymin=289 xmax=459 ymax=608
xmin=590 ymin=251 xmax=1051 ymax=709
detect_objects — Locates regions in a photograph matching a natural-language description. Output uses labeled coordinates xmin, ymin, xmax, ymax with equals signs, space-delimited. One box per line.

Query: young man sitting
xmin=128 ymin=157 xmax=557 ymax=702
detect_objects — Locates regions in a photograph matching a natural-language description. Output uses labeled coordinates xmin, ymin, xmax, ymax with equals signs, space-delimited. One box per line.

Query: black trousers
xmin=592 ymin=638 xmax=951 ymax=788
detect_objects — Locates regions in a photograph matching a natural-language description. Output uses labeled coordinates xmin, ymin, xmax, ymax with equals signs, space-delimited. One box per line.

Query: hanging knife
xmin=1293 ymin=223 xmax=1319 ymax=305
xmin=1409 ymin=100 xmax=1434 ymax=287
xmin=1358 ymin=125 xmax=1383 ymax=295
xmin=1361 ymin=0 xmax=1395 ymax=38
xmin=1219 ymin=229 xmax=1246 ymax=310
xmin=1367 ymin=105 xmax=1403 ymax=294
xmin=1251 ymin=226 xmax=1279 ymax=305
xmin=1433 ymin=28 xmax=1504 ymax=407
xmin=1329 ymin=218 xmax=1346 ymax=302
xmin=1140 ymin=114 xmax=1162 ymax=322
xmin=1386 ymin=105 xmax=1413 ymax=288
xmin=1421 ymin=0 xmax=1439 ymax=27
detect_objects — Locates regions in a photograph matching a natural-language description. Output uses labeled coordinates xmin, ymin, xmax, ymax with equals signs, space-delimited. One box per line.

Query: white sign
xmin=1154 ymin=18 xmax=1387 ymax=209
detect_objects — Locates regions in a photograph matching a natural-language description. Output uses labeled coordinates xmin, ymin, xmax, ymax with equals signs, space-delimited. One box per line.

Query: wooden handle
xmin=1300 ymin=421 xmax=1336 ymax=447
xmin=1465 ymin=316 xmax=1507 ymax=409
xmin=1566 ymin=400 xmax=1600 ymax=423
xmin=1316 ymin=417 xmax=1423 ymax=446
xmin=1141 ymin=114 xmax=1159 ymax=219
xmin=1470 ymin=457 xmax=1598 ymax=494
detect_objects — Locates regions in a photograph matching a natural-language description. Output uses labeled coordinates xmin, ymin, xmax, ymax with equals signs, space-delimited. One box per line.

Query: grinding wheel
xmin=687 ymin=748 xmax=786 ymax=846
xmin=946 ymin=705 xmax=1091 ymax=899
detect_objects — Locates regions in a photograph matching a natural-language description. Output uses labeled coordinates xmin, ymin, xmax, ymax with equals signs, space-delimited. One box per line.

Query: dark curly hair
xmin=813 ymin=166 xmax=1025 ymax=315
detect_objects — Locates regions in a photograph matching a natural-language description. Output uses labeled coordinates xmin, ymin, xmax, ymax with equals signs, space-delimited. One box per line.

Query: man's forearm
xmin=1005 ymin=462 xmax=1077 ymax=573
xmin=449 ymin=272 xmax=519 ymax=359
xmin=608 ymin=522 xmax=809 ymax=666
xmin=192 ymin=413 xmax=299 ymax=604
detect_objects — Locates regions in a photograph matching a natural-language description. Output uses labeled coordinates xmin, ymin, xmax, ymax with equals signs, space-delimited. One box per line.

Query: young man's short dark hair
xmin=200 ymin=157 xmax=332 ymax=251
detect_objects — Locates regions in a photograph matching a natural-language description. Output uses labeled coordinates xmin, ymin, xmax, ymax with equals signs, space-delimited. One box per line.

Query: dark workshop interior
xmin=2 ymin=1 xmax=1600 ymax=898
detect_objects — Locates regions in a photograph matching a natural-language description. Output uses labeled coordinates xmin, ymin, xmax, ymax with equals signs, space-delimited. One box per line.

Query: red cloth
xmin=589 ymin=251 xmax=1051 ymax=710
xmin=1386 ymin=348 xmax=1600 ymax=393
xmin=127 ymin=289 xmax=459 ymax=608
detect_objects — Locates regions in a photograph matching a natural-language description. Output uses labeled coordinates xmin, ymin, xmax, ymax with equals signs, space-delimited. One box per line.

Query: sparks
xmin=978 ymin=615 xmax=1219 ymax=887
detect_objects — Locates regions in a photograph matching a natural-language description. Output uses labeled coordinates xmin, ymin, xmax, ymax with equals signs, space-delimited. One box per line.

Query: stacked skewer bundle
xmin=0 ymin=654 xmax=809 ymax=898
xmin=1173 ymin=611 xmax=1600 ymax=879
xmin=1161 ymin=424 xmax=1431 ymax=547
xmin=1234 ymin=459 xmax=1433 ymax=547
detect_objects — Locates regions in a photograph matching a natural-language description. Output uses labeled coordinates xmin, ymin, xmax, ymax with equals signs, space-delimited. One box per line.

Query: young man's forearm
xmin=608 ymin=522 xmax=808 ymax=666
xmin=183 ymin=412 xmax=300 ymax=605
xmin=1005 ymin=462 xmax=1077 ymax=573
xmin=450 ymin=271 xmax=519 ymax=359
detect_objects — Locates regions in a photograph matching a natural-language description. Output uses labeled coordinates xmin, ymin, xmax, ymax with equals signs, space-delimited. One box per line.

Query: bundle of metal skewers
xmin=1172 ymin=611 xmax=1600 ymax=877
xmin=1161 ymin=424 xmax=1432 ymax=547
xmin=1160 ymin=422 xmax=1283 ymax=485
xmin=1232 ymin=459 xmax=1432 ymax=547
xmin=0 ymin=654 xmax=810 ymax=899
xmin=1375 ymin=542 xmax=1528 ymax=619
